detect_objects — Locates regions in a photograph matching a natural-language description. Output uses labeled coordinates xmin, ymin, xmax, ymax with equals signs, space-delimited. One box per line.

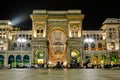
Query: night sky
xmin=0 ymin=0 xmax=119 ymax=30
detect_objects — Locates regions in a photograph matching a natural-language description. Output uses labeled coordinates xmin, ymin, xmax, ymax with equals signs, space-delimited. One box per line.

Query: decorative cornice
xmin=30 ymin=15 xmax=48 ymax=21
xmin=66 ymin=15 xmax=84 ymax=20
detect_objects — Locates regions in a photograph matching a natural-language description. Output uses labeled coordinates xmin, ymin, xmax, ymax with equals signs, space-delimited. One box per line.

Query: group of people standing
xmin=56 ymin=61 xmax=64 ymax=69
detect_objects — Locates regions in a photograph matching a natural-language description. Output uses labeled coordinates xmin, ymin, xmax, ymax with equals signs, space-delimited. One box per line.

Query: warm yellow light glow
xmin=71 ymin=51 xmax=78 ymax=57
xmin=111 ymin=61 xmax=114 ymax=66
xmin=94 ymin=61 xmax=96 ymax=64
xmin=38 ymin=59 xmax=44 ymax=64
xmin=69 ymin=30 xmax=72 ymax=37
xmin=63 ymin=61 xmax=67 ymax=66
xmin=34 ymin=33 xmax=37 ymax=38
xmin=78 ymin=30 xmax=81 ymax=37
xmin=103 ymin=35 xmax=105 ymax=40
xmin=116 ymin=44 xmax=119 ymax=50
xmin=43 ymin=33 xmax=45 ymax=37
xmin=48 ymin=61 xmax=52 ymax=65
xmin=101 ymin=60 xmax=103 ymax=64
xmin=9 ymin=36 xmax=12 ymax=40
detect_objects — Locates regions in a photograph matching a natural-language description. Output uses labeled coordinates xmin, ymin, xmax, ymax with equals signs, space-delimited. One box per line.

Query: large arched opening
xmin=16 ymin=55 xmax=22 ymax=67
xmin=35 ymin=50 xmax=44 ymax=65
xmin=8 ymin=55 xmax=15 ymax=68
xmin=70 ymin=50 xmax=80 ymax=68
xmin=110 ymin=54 xmax=117 ymax=65
xmin=23 ymin=55 xmax=30 ymax=68
xmin=0 ymin=55 xmax=4 ymax=67
xmin=48 ymin=28 xmax=67 ymax=67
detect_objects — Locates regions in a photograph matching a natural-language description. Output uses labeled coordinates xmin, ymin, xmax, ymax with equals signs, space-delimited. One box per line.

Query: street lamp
xmin=17 ymin=38 xmax=27 ymax=66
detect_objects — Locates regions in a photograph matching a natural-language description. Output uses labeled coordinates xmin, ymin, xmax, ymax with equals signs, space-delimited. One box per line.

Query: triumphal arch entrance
xmin=48 ymin=28 xmax=67 ymax=66
xmin=30 ymin=10 xmax=84 ymax=67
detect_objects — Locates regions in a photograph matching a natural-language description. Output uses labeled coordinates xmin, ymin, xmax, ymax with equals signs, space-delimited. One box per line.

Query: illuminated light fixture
xmin=17 ymin=38 xmax=27 ymax=43
xmin=84 ymin=38 xmax=94 ymax=43
xmin=101 ymin=60 xmax=103 ymax=64
xmin=48 ymin=61 xmax=52 ymax=65
xmin=38 ymin=59 xmax=44 ymax=64
xmin=8 ymin=21 xmax=12 ymax=25
xmin=63 ymin=61 xmax=67 ymax=65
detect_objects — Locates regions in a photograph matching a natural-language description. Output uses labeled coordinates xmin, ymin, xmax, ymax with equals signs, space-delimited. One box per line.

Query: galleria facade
xmin=0 ymin=10 xmax=120 ymax=68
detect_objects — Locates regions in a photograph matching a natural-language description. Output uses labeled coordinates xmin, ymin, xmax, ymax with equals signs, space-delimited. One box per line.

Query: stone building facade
xmin=0 ymin=10 xmax=120 ymax=68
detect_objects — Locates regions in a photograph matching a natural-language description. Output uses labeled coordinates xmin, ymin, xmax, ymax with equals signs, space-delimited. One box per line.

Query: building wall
xmin=30 ymin=10 xmax=84 ymax=67
xmin=0 ymin=11 xmax=120 ymax=68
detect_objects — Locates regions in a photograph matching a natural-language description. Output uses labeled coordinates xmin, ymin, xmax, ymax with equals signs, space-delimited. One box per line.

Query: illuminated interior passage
xmin=111 ymin=55 xmax=117 ymax=64
xmin=8 ymin=55 xmax=15 ymax=68
xmin=16 ymin=55 xmax=22 ymax=66
xmin=101 ymin=55 xmax=106 ymax=64
xmin=35 ymin=50 xmax=44 ymax=64
xmin=71 ymin=50 xmax=80 ymax=63
xmin=48 ymin=29 xmax=67 ymax=65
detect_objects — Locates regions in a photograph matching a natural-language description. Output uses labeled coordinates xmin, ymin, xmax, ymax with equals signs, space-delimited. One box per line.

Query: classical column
xmin=67 ymin=46 xmax=70 ymax=67
xmin=106 ymin=51 xmax=111 ymax=64
xmin=44 ymin=46 xmax=48 ymax=64
xmin=31 ymin=47 xmax=35 ymax=65
xmin=44 ymin=46 xmax=48 ymax=68
xmin=5 ymin=53 xmax=8 ymax=68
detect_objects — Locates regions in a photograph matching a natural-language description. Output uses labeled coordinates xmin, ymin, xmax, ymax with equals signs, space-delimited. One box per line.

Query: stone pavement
xmin=0 ymin=68 xmax=120 ymax=80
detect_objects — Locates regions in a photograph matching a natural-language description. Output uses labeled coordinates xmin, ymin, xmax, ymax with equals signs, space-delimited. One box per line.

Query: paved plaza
xmin=0 ymin=68 xmax=120 ymax=80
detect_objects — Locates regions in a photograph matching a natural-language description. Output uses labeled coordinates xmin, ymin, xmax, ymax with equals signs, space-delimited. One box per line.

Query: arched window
xmin=13 ymin=43 xmax=17 ymax=47
xmin=40 ymin=29 xmax=43 ymax=33
xmin=26 ymin=34 xmax=28 ymax=40
xmin=23 ymin=55 xmax=29 ymax=62
xmin=36 ymin=50 xmax=44 ymax=58
xmin=112 ymin=32 xmax=116 ymax=39
xmin=109 ymin=28 xmax=111 ymax=31
xmin=87 ymin=34 xmax=89 ymax=38
xmin=84 ymin=43 xmax=88 ymax=49
xmin=110 ymin=42 xmax=115 ymax=50
xmin=109 ymin=32 xmax=112 ymax=39
xmin=90 ymin=34 xmax=92 ymax=38
xmin=8 ymin=55 xmax=14 ymax=62
xmin=26 ymin=43 xmax=31 ymax=47
xmin=93 ymin=34 xmax=96 ymax=39
xmin=98 ymin=43 xmax=102 ymax=48
xmin=23 ymin=34 xmax=25 ymax=37
xmin=26 ymin=34 xmax=28 ymax=37
xmin=97 ymin=34 xmax=99 ymax=40
xmin=90 ymin=43 xmax=95 ymax=48
xmin=113 ymin=28 xmax=115 ymax=31
xmin=16 ymin=55 xmax=22 ymax=62
xmin=0 ymin=55 xmax=4 ymax=65
xmin=19 ymin=34 xmax=21 ymax=37
xmin=37 ymin=29 xmax=40 ymax=33
xmin=83 ymin=35 xmax=85 ymax=39
xmin=100 ymin=35 xmax=103 ymax=40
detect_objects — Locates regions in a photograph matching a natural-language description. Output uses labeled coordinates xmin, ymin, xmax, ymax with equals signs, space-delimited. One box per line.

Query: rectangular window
xmin=40 ymin=29 xmax=43 ymax=33
xmin=37 ymin=30 xmax=40 ymax=33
